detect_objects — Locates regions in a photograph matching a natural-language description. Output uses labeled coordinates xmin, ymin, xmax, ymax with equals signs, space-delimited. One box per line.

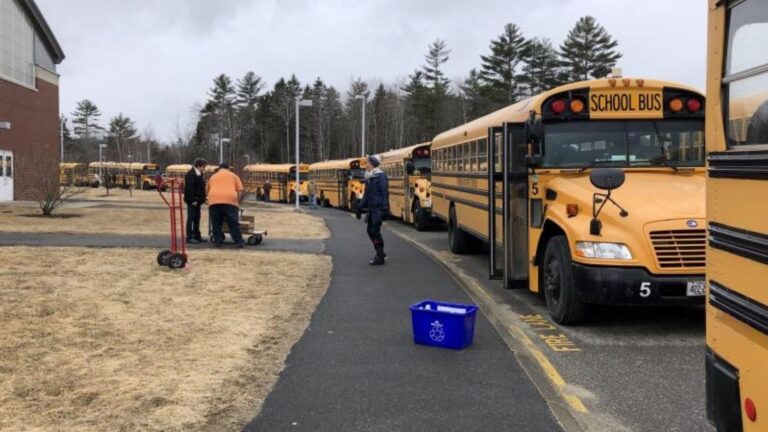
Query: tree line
xmin=61 ymin=16 xmax=621 ymax=168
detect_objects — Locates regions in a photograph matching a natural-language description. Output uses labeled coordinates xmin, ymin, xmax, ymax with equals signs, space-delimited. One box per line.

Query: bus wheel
xmin=289 ymin=191 xmax=296 ymax=203
xmin=142 ymin=182 xmax=151 ymax=190
xmin=448 ymin=205 xmax=470 ymax=254
xmin=350 ymin=196 xmax=359 ymax=213
xmin=543 ymin=236 xmax=586 ymax=325
xmin=413 ymin=202 xmax=429 ymax=231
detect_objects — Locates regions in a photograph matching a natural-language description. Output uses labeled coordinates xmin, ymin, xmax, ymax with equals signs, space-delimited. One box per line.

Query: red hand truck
xmin=155 ymin=177 xmax=188 ymax=269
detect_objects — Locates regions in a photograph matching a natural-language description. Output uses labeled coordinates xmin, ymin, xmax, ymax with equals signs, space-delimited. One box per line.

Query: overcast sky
xmin=37 ymin=0 xmax=707 ymax=142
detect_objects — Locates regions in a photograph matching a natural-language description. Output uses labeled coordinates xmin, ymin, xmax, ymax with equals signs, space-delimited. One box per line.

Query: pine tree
xmin=236 ymin=72 xmax=264 ymax=161
xmin=559 ymin=16 xmax=622 ymax=81
xmin=479 ymin=23 xmax=529 ymax=104
xmin=422 ymin=39 xmax=451 ymax=96
xmin=236 ymin=71 xmax=263 ymax=108
xmin=460 ymin=69 xmax=493 ymax=122
xmin=71 ymin=99 xmax=103 ymax=140
xmin=520 ymin=38 xmax=564 ymax=96
xmin=108 ymin=114 xmax=138 ymax=162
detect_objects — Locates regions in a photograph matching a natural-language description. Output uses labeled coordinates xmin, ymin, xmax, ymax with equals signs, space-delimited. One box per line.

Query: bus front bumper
xmin=571 ymin=263 xmax=705 ymax=305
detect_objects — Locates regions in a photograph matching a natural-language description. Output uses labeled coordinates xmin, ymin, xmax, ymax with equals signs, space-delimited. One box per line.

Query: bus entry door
xmin=488 ymin=124 xmax=529 ymax=288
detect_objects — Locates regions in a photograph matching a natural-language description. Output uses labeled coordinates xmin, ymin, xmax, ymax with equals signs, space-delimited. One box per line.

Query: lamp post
xmin=59 ymin=116 xmax=64 ymax=162
xmin=355 ymin=95 xmax=366 ymax=156
xmin=295 ymin=98 xmax=313 ymax=210
xmin=98 ymin=143 xmax=107 ymax=176
xmin=219 ymin=136 xmax=231 ymax=164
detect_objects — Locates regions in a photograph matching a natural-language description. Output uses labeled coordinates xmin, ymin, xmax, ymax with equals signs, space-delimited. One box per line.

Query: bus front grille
xmin=650 ymin=230 xmax=707 ymax=269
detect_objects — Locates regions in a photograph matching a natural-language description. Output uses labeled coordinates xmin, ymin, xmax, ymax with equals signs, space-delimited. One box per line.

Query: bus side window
xmin=478 ymin=138 xmax=488 ymax=172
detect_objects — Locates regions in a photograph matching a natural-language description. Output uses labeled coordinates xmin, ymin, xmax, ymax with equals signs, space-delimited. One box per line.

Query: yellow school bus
xmin=431 ymin=74 xmax=706 ymax=324
xmin=165 ymin=164 xmax=192 ymax=182
xmin=113 ymin=162 xmax=162 ymax=190
xmin=309 ymin=158 xmax=367 ymax=210
xmin=87 ymin=161 xmax=119 ymax=187
xmin=380 ymin=143 xmax=433 ymax=230
xmin=705 ymin=1 xmax=768 ymax=430
xmin=243 ymin=163 xmax=309 ymax=202
xmin=59 ymin=162 xmax=88 ymax=186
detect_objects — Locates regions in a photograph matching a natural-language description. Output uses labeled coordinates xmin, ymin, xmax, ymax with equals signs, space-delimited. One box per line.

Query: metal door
xmin=488 ymin=127 xmax=505 ymax=279
xmin=0 ymin=150 xmax=13 ymax=202
xmin=404 ymin=163 xmax=412 ymax=221
xmin=504 ymin=123 xmax=529 ymax=289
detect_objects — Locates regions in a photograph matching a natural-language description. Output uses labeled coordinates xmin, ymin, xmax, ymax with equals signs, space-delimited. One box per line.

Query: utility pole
xmin=295 ymin=98 xmax=313 ymax=210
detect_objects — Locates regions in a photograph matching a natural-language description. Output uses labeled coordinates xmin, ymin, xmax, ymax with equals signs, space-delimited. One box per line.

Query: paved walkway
xmin=243 ymin=209 xmax=561 ymax=432
xmin=0 ymin=232 xmax=324 ymax=254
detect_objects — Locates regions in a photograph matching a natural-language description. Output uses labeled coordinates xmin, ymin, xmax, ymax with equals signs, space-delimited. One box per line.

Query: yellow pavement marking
xmin=514 ymin=328 xmax=588 ymax=413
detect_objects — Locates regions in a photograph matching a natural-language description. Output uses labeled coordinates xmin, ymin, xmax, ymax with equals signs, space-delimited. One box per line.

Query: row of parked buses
xmin=59 ymin=162 xmax=163 ymax=190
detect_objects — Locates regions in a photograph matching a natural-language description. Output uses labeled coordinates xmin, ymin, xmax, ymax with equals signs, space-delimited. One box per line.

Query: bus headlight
xmin=575 ymin=242 xmax=632 ymax=260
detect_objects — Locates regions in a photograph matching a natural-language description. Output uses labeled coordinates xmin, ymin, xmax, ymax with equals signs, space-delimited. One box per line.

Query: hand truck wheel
xmin=157 ymin=250 xmax=173 ymax=266
xmin=168 ymin=253 xmax=187 ymax=269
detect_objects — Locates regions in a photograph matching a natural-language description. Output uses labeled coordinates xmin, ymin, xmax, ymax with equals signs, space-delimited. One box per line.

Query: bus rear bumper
xmin=571 ymin=263 xmax=705 ymax=305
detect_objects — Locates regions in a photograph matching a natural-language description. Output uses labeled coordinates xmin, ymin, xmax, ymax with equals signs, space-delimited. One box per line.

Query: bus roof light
xmin=570 ymin=99 xmax=585 ymax=114
xmin=669 ymin=98 xmax=684 ymax=113
xmin=745 ymin=398 xmax=757 ymax=422
xmin=551 ymin=99 xmax=567 ymax=114
xmin=686 ymin=98 xmax=702 ymax=112
xmin=636 ymin=79 xmax=644 ymax=87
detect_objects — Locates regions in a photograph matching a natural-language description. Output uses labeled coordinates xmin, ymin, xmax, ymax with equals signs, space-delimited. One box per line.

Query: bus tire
xmin=542 ymin=235 xmax=586 ymax=325
xmin=289 ymin=191 xmax=296 ymax=203
xmin=350 ymin=196 xmax=359 ymax=213
xmin=448 ymin=205 xmax=471 ymax=254
xmin=142 ymin=182 xmax=151 ymax=190
xmin=413 ymin=202 xmax=430 ymax=231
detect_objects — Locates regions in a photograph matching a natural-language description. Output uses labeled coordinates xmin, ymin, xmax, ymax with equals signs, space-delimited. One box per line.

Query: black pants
xmin=186 ymin=203 xmax=202 ymax=240
xmin=366 ymin=208 xmax=385 ymax=251
xmin=210 ymin=204 xmax=244 ymax=245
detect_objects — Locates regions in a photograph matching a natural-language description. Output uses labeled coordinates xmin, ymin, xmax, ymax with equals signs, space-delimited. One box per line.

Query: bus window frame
xmin=722 ymin=0 xmax=768 ymax=150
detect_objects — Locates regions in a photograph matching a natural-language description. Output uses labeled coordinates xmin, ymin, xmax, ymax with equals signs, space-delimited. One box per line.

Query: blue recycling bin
xmin=410 ymin=300 xmax=478 ymax=350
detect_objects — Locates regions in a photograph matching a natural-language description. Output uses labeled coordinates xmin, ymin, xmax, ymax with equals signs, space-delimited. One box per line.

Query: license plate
xmin=686 ymin=280 xmax=706 ymax=296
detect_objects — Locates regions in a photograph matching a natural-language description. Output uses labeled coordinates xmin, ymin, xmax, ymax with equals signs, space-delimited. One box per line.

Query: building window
xmin=0 ymin=0 xmax=35 ymax=87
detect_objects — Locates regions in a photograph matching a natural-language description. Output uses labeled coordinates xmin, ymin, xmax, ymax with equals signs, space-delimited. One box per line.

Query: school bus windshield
xmin=543 ymin=120 xmax=704 ymax=168
xmin=412 ymin=158 xmax=432 ymax=174
xmin=349 ymin=168 xmax=365 ymax=179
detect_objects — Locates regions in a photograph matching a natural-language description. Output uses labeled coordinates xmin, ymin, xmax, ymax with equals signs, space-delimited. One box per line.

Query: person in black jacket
xmin=356 ymin=154 xmax=389 ymax=265
xmin=184 ymin=158 xmax=208 ymax=243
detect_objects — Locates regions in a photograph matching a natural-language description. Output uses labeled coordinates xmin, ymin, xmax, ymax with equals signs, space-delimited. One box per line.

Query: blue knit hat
xmin=367 ymin=154 xmax=381 ymax=167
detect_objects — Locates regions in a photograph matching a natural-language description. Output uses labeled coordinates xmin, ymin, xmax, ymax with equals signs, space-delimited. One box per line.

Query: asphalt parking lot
xmin=386 ymin=221 xmax=708 ymax=432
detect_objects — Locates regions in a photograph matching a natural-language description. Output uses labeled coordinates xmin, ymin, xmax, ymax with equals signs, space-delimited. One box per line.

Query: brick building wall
xmin=0 ymin=69 xmax=60 ymax=201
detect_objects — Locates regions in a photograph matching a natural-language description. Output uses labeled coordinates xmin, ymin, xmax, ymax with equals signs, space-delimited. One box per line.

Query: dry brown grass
xmin=0 ymin=246 xmax=332 ymax=431
xmin=0 ymin=204 xmax=330 ymax=239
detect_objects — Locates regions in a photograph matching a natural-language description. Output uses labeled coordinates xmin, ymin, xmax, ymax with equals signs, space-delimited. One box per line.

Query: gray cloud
xmin=37 ymin=0 xmax=706 ymax=141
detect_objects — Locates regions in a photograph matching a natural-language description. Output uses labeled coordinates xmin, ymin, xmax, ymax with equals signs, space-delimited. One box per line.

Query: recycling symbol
xmin=429 ymin=320 xmax=445 ymax=342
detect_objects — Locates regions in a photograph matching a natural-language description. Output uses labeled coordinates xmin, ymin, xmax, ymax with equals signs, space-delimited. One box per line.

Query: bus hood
xmin=545 ymin=170 xmax=705 ymax=228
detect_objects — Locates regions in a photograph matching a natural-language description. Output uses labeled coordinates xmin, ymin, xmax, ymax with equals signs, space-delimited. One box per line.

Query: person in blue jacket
xmin=356 ymin=154 xmax=389 ymax=265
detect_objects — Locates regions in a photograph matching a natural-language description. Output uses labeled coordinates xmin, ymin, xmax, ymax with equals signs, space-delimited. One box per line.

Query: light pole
xmin=59 ymin=115 xmax=64 ymax=162
xmin=98 ymin=143 xmax=107 ymax=176
xmin=295 ymin=98 xmax=313 ymax=210
xmin=219 ymin=136 xmax=231 ymax=164
xmin=355 ymin=95 xmax=366 ymax=156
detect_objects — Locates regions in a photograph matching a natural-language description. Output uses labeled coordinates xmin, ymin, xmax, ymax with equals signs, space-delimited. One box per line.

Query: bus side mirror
xmin=589 ymin=168 xmax=625 ymax=191
xmin=406 ymin=161 xmax=415 ymax=175
xmin=589 ymin=168 xmax=629 ymax=236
